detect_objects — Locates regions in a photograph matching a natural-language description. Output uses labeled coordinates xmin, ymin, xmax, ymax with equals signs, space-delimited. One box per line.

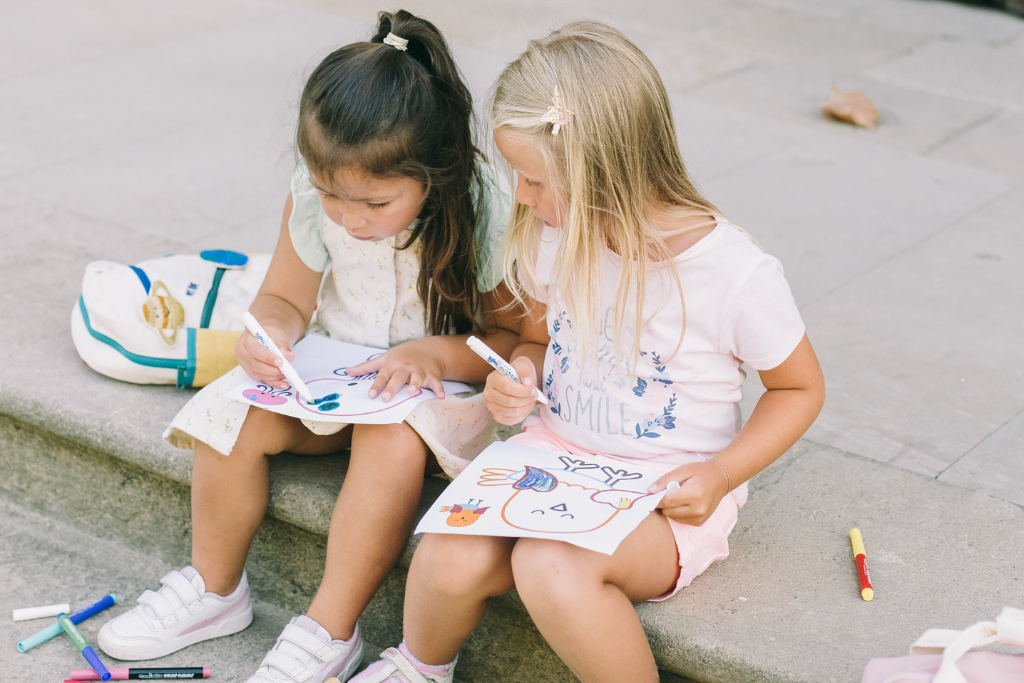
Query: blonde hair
xmin=490 ymin=21 xmax=721 ymax=369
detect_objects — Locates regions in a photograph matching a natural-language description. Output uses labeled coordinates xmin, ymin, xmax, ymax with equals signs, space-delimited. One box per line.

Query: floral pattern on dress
xmin=164 ymin=217 xmax=492 ymax=477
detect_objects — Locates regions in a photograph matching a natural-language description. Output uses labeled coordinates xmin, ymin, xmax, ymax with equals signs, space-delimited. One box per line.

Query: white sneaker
xmin=98 ymin=566 xmax=253 ymax=660
xmin=246 ymin=615 xmax=363 ymax=683
xmin=349 ymin=644 xmax=455 ymax=683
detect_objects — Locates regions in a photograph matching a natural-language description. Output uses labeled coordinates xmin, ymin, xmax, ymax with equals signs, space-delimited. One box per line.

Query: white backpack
xmin=71 ymin=251 xmax=271 ymax=388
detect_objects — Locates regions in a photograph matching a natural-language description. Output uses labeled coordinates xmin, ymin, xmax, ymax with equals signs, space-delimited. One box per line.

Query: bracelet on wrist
xmin=709 ymin=457 xmax=732 ymax=493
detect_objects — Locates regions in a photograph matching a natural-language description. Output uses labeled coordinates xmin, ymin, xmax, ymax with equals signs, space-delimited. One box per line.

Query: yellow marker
xmin=850 ymin=528 xmax=874 ymax=601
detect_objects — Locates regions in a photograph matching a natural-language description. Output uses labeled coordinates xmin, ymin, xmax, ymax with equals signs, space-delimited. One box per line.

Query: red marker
xmin=850 ymin=528 xmax=874 ymax=601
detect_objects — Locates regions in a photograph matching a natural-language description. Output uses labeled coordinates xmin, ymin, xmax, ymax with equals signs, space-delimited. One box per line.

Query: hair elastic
xmin=540 ymin=86 xmax=572 ymax=135
xmin=383 ymin=32 xmax=409 ymax=51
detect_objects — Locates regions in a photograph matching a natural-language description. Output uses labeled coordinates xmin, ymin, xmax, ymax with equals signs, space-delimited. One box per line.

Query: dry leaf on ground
xmin=821 ymin=85 xmax=879 ymax=129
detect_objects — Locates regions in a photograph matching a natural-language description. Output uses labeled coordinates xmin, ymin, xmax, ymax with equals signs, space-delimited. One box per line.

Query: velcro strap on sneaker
xmin=260 ymin=650 xmax=313 ymax=682
xmin=159 ymin=571 xmax=203 ymax=613
xmin=137 ymin=590 xmax=178 ymax=627
xmin=278 ymin=623 xmax=339 ymax=661
xmin=380 ymin=647 xmax=434 ymax=683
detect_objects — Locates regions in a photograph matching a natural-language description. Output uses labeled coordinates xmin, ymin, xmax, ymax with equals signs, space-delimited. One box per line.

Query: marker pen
xmin=58 ymin=613 xmax=111 ymax=681
xmin=850 ymin=528 xmax=874 ymax=601
xmin=17 ymin=593 xmax=117 ymax=653
xmin=70 ymin=667 xmax=210 ymax=680
xmin=12 ymin=602 xmax=70 ymax=621
xmin=467 ymin=336 xmax=548 ymax=405
xmin=241 ymin=312 xmax=314 ymax=403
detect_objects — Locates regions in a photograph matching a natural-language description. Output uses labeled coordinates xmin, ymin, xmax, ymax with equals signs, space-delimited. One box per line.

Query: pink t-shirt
xmin=526 ymin=219 xmax=805 ymax=473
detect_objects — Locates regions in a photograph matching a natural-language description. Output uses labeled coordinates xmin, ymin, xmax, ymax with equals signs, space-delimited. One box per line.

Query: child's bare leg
xmin=191 ymin=409 xmax=351 ymax=596
xmin=511 ymin=513 xmax=679 ymax=683
xmin=403 ymin=534 xmax=517 ymax=664
xmin=306 ymin=422 xmax=435 ymax=641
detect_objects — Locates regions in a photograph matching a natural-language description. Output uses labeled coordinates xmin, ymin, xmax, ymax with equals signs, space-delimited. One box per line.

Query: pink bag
xmin=862 ymin=607 xmax=1024 ymax=683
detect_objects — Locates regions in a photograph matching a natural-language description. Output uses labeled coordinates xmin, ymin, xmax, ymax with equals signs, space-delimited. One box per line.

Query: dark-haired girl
xmin=97 ymin=12 xmax=517 ymax=683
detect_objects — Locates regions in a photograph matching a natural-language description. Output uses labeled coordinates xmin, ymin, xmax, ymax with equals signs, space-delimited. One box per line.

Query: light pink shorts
xmin=508 ymin=423 xmax=740 ymax=601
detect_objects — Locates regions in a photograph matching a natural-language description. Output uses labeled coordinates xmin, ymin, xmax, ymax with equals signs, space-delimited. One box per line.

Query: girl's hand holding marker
xmin=241 ymin=312 xmax=314 ymax=403
xmin=650 ymin=459 xmax=732 ymax=527
xmin=472 ymin=336 xmax=549 ymax=425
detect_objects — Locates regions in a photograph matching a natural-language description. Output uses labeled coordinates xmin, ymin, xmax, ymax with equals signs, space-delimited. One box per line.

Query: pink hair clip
xmin=540 ymin=86 xmax=572 ymax=135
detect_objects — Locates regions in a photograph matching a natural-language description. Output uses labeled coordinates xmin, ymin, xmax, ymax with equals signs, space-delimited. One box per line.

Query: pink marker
xmin=70 ymin=668 xmax=209 ymax=680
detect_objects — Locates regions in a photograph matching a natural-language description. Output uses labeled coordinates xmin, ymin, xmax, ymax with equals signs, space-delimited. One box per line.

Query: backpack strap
xmin=910 ymin=607 xmax=1024 ymax=683
xmin=199 ymin=267 xmax=226 ymax=329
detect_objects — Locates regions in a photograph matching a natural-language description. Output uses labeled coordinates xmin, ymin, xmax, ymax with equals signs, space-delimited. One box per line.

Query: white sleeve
xmin=288 ymin=159 xmax=330 ymax=273
xmin=521 ymin=224 xmax=560 ymax=304
xmin=719 ymin=255 xmax=805 ymax=371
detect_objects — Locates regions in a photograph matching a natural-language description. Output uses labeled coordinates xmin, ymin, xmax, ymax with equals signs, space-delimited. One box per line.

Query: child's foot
xmin=349 ymin=642 xmax=455 ymax=683
xmin=98 ymin=566 xmax=253 ymax=660
xmin=245 ymin=616 xmax=363 ymax=683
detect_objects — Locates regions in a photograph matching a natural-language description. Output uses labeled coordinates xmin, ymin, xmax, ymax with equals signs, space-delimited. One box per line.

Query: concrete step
xmin=4 ymin=389 xmax=1024 ymax=683
xmin=0 ymin=415 xmax=612 ymax=683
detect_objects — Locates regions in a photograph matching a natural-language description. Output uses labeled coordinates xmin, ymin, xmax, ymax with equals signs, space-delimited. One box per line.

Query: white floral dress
xmin=163 ymin=159 xmax=511 ymax=478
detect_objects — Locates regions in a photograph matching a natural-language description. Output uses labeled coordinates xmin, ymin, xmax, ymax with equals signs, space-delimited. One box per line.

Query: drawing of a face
xmin=442 ymin=500 xmax=490 ymax=527
xmin=500 ymin=466 xmax=639 ymax=534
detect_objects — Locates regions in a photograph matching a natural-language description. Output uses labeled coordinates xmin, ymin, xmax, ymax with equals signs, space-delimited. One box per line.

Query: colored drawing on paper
xmin=441 ymin=500 xmax=490 ymax=527
xmin=242 ymin=385 xmax=291 ymax=406
xmin=415 ymin=442 xmax=669 ymax=555
xmin=227 ymin=334 xmax=471 ymax=425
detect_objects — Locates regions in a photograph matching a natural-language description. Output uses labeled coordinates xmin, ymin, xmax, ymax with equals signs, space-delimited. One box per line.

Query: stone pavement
xmin=1 ymin=0 xmax=1023 ymax=681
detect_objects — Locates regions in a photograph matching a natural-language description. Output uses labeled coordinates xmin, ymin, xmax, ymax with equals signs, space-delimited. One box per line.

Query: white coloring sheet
xmin=415 ymin=441 xmax=670 ymax=555
xmin=228 ymin=333 xmax=471 ymax=424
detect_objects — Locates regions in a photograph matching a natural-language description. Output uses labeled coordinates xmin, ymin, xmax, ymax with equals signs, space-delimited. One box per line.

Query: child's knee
xmin=412 ymin=534 xmax=512 ymax=596
xmin=511 ymin=539 xmax=599 ymax=599
xmin=351 ymin=422 xmax=427 ymax=465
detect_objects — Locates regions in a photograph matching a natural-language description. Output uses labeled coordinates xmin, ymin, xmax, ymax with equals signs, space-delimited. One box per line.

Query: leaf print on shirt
xmin=633 ymin=347 xmax=677 ymax=438
xmin=635 ymin=394 xmax=678 ymax=439
xmin=547 ymin=311 xmax=573 ymax=417
xmin=649 ymin=353 xmax=673 ymax=387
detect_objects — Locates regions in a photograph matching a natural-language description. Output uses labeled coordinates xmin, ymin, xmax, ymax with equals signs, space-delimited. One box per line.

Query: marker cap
xmin=850 ymin=528 xmax=866 ymax=558
xmin=13 ymin=603 xmax=71 ymax=621
xmin=70 ymin=669 xmax=127 ymax=681
xmin=82 ymin=647 xmax=112 ymax=681
xmin=17 ymin=621 xmax=62 ymax=652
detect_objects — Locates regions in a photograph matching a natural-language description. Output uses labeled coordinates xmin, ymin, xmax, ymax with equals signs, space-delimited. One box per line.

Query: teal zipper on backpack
xmin=77 ymin=296 xmax=192 ymax=388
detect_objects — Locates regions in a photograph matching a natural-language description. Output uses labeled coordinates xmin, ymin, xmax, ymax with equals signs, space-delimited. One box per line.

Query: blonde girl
xmin=97 ymin=11 xmax=517 ymax=683
xmin=352 ymin=21 xmax=825 ymax=683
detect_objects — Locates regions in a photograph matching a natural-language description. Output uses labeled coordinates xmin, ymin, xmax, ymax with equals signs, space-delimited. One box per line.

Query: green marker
xmin=58 ymin=613 xmax=111 ymax=682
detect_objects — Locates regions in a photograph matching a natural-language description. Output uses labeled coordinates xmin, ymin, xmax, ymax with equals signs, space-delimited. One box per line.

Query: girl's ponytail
xmin=372 ymin=11 xmax=473 ymax=123
xmin=299 ymin=10 xmax=483 ymax=336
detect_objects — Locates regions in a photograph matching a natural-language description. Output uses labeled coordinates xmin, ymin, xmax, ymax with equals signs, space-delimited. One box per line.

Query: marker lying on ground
xmin=70 ymin=667 xmax=210 ymax=680
xmin=12 ymin=602 xmax=70 ymax=622
xmin=467 ymin=336 xmax=548 ymax=405
xmin=850 ymin=528 xmax=874 ymax=601
xmin=242 ymin=311 xmax=314 ymax=403
xmin=58 ymin=613 xmax=111 ymax=681
xmin=17 ymin=593 xmax=117 ymax=653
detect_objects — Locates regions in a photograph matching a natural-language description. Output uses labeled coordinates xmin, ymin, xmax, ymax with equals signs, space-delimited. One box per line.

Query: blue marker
xmin=17 ymin=594 xmax=117 ymax=653
xmin=466 ymin=336 xmax=548 ymax=404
